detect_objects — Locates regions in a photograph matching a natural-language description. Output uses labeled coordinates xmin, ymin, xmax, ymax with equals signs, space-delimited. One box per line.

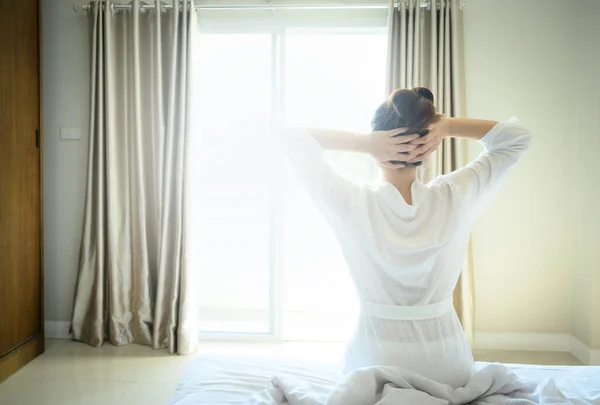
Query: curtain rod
xmin=73 ymin=1 xmax=464 ymax=13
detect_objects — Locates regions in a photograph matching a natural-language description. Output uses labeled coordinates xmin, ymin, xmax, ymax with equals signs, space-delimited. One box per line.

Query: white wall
xmin=463 ymin=0 xmax=600 ymax=341
xmin=571 ymin=0 xmax=600 ymax=349
xmin=42 ymin=0 xmax=600 ymax=349
xmin=42 ymin=0 xmax=90 ymax=322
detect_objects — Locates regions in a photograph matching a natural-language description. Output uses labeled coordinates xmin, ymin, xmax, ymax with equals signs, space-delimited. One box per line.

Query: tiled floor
xmin=0 ymin=339 xmax=582 ymax=405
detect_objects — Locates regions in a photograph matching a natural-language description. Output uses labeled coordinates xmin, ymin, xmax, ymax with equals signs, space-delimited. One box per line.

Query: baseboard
xmin=41 ymin=324 xmax=600 ymax=365
xmin=593 ymin=350 xmax=600 ymax=365
xmin=570 ymin=336 xmax=600 ymax=366
xmin=45 ymin=321 xmax=72 ymax=339
xmin=474 ymin=333 xmax=600 ymax=365
xmin=474 ymin=333 xmax=571 ymax=352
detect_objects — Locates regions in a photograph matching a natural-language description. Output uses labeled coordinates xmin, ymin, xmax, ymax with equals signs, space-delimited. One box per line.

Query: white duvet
xmin=170 ymin=356 xmax=600 ymax=405
xmin=248 ymin=362 xmax=600 ymax=405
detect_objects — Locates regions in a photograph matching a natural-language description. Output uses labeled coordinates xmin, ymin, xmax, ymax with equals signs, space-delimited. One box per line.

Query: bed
xmin=170 ymin=355 xmax=600 ymax=404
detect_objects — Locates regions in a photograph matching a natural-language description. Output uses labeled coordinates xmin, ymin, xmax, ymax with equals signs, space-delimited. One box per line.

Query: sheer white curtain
xmin=187 ymin=33 xmax=275 ymax=335
xmin=282 ymin=30 xmax=388 ymax=341
xmin=186 ymin=25 xmax=389 ymax=341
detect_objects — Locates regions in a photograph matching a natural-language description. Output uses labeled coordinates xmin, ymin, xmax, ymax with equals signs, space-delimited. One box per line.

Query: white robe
xmin=246 ymin=119 xmax=546 ymax=404
xmin=282 ymin=118 xmax=532 ymax=386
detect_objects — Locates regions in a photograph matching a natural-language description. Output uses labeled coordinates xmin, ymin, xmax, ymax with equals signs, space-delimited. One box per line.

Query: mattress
xmin=170 ymin=355 xmax=600 ymax=404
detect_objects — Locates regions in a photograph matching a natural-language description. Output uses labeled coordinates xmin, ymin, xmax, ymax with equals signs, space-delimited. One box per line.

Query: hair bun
xmin=389 ymin=88 xmax=435 ymax=130
xmin=412 ymin=87 xmax=434 ymax=103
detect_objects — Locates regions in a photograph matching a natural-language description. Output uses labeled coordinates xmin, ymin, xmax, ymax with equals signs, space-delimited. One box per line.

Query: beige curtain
xmin=386 ymin=0 xmax=474 ymax=344
xmin=71 ymin=0 xmax=198 ymax=354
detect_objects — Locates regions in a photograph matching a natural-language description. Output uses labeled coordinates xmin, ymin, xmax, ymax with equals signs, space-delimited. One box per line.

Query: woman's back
xmin=283 ymin=117 xmax=531 ymax=387
xmin=342 ymin=178 xmax=472 ymax=305
xmin=337 ymin=179 xmax=477 ymax=387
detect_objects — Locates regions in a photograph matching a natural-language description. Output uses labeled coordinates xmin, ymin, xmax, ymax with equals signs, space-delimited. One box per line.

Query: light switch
xmin=60 ymin=127 xmax=81 ymax=140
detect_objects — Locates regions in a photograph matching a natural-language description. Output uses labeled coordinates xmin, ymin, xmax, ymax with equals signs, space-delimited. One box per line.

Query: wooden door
xmin=0 ymin=0 xmax=44 ymax=383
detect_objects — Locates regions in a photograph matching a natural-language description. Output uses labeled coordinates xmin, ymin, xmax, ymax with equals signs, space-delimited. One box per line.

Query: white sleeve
xmin=282 ymin=127 xmax=362 ymax=226
xmin=445 ymin=117 xmax=532 ymax=213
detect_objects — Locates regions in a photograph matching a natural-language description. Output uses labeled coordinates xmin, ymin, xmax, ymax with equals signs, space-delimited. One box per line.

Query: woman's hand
xmin=406 ymin=114 xmax=451 ymax=163
xmin=366 ymin=129 xmax=420 ymax=169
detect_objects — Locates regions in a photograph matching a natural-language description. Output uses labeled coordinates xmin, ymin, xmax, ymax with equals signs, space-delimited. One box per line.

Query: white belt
xmin=360 ymin=297 xmax=453 ymax=321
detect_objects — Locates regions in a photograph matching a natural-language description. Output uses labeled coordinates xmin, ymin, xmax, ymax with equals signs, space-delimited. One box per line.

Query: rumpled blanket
xmin=247 ymin=363 xmax=599 ymax=405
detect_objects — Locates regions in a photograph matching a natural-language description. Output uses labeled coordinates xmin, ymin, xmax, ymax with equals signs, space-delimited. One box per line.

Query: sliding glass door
xmin=187 ymin=22 xmax=388 ymax=341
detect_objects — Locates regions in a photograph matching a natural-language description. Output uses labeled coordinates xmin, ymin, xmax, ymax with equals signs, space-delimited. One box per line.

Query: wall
xmin=463 ymin=0 xmax=600 ymax=344
xmin=42 ymin=0 xmax=90 ymax=323
xmin=571 ymin=0 xmax=600 ymax=350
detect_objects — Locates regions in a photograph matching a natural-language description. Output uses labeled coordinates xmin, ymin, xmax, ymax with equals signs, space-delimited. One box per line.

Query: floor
xmin=0 ymin=339 xmax=582 ymax=405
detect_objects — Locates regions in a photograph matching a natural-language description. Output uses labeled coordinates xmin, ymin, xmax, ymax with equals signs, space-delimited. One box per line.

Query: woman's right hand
xmin=366 ymin=128 xmax=420 ymax=169
xmin=406 ymin=115 xmax=451 ymax=163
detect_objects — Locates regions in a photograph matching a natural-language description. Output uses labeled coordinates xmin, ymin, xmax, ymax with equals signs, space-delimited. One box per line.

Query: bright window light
xmin=283 ymin=30 xmax=387 ymax=341
xmin=186 ymin=27 xmax=388 ymax=341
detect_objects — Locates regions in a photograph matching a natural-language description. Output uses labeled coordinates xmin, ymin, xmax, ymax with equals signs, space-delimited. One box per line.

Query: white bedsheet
xmin=170 ymin=355 xmax=600 ymax=405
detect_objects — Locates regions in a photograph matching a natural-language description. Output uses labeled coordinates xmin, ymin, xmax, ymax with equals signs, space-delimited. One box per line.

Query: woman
xmin=283 ymin=87 xmax=532 ymax=388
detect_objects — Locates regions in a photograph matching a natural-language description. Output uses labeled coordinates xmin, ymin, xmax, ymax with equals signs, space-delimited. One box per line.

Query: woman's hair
xmin=371 ymin=87 xmax=436 ymax=167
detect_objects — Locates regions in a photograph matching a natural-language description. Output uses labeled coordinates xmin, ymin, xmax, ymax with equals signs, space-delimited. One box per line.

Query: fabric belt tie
xmin=360 ymin=297 xmax=453 ymax=321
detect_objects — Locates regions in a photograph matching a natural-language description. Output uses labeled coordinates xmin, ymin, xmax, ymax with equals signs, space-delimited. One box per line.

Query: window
xmin=187 ymin=19 xmax=388 ymax=342
xmin=188 ymin=34 xmax=274 ymax=335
